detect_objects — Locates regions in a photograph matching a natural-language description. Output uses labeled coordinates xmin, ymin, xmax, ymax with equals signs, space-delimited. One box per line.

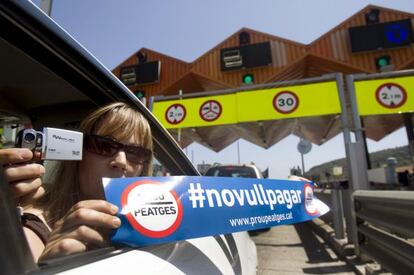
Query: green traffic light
xmin=378 ymin=58 xmax=388 ymax=67
xmin=134 ymin=90 xmax=145 ymax=99
xmin=375 ymin=55 xmax=391 ymax=70
xmin=243 ymin=74 xmax=254 ymax=84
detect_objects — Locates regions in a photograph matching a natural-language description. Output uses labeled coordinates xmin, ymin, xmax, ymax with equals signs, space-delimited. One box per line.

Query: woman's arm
xmin=23 ymin=227 xmax=46 ymax=262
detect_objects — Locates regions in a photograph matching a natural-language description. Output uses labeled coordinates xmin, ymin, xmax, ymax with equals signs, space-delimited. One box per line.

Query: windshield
xmin=205 ymin=166 xmax=257 ymax=178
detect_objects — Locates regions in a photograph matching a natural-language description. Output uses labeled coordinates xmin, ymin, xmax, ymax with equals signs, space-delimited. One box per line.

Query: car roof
xmin=205 ymin=164 xmax=263 ymax=178
xmin=208 ymin=164 xmax=260 ymax=169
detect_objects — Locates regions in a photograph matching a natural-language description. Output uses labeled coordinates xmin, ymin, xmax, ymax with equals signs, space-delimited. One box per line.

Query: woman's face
xmin=78 ymin=134 xmax=145 ymax=200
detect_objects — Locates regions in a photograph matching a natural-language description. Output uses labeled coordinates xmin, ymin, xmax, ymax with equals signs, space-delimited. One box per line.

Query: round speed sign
xmin=273 ymin=91 xmax=299 ymax=114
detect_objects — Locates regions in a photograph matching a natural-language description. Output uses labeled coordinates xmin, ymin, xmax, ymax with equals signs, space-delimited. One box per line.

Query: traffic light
xmin=365 ymin=9 xmax=380 ymax=25
xmin=242 ymin=74 xmax=254 ymax=85
xmin=375 ymin=55 xmax=391 ymax=71
xmin=134 ymin=90 xmax=145 ymax=100
xmin=239 ymin=31 xmax=250 ymax=46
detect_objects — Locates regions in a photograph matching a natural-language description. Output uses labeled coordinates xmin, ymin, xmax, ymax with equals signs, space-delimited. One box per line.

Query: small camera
xmin=15 ymin=128 xmax=83 ymax=161
xmin=16 ymin=129 xmax=43 ymax=151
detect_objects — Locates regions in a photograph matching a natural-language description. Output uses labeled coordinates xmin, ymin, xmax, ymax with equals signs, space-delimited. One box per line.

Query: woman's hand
xmin=39 ymin=200 xmax=121 ymax=261
xmin=0 ymin=148 xmax=45 ymax=206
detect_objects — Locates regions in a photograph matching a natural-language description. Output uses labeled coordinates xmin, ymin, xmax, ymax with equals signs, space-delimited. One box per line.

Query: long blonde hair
xmin=39 ymin=102 xmax=153 ymax=225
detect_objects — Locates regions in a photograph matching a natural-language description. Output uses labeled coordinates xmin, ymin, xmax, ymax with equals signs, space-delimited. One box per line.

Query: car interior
xmin=0 ymin=2 xmax=198 ymax=175
xmin=0 ymin=2 xmax=200 ymax=273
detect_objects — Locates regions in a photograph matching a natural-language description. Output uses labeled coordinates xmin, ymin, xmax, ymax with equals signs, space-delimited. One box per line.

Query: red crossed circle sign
xmin=165 ymin=104 xmax=186 ymax=124
xmin=375 ymin=83 xmax=407 ymax=109
xmin=199 ymin=100 xmax=222 ymax=122
xmin=304 ymin=184 xmax=318 ymax=216
xmin=273 ymin=91 xmax=299 ymax=114
xmin=121 ymin=180 xmax=183 ymax=238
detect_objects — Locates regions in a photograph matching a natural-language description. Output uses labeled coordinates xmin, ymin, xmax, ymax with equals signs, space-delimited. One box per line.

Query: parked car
xmin=0 ymin=1 xmax=257 ymax=274
xmin=204 ymin=164 xmax=270 ymax=235
xmin=205 ymin=164 xmax=264 ymax=179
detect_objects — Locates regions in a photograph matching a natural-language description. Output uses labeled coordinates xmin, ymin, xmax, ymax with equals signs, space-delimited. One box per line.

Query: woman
xmin=1 ymin=102 xmax=153 ymax=262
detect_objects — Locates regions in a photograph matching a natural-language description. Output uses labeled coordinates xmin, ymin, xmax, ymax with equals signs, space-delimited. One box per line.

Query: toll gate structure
xmin=112 ymin=5 xmax=414 ymax=153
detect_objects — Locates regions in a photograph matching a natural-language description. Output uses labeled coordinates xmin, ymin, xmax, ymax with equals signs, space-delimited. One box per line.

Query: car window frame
xmin=0 ymin=1 xmax=199 ymax=273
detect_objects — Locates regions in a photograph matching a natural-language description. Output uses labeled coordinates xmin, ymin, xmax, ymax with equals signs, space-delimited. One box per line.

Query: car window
xmin=0 ymin=1 xmax=198 ymax=273
xmin=205 ymin=166 xmax=258 ymax=178
xmin=152 ymin=157 xmax=172 ymax=176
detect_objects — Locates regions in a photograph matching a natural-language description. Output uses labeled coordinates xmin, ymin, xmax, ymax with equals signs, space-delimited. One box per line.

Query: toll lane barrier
xmin=103 ymin=176 xmax=329 ymax=247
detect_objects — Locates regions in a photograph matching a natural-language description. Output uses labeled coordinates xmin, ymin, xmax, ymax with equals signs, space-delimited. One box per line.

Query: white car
xmin=0 ymin=1 xmax=257 ymax=274
xmin=205 ymin=164 xmax=264 ymax=179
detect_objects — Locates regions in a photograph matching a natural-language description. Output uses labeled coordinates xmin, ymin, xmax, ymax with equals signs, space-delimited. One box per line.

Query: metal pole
xmin=237 ymin=140 xmax=240 ymax=164
xmin=331 ymin=183 xmax=345 ymax=239
xmin=177 ymin=90 xmax=183 ymax=145
xmin=301 ymin=152 xmax=305 ymax=175
xmin=346 ymin=74 xmax=370 ymax=190
xmin=337 ymin=73 xmax=360 ymax=251
xmin=403 ymin=113 xmax=414 ymax=167
xmin=360 ymin=119 xmax=372 ymax=169
xmin=148 ymin=96 xmax=155 ymax=112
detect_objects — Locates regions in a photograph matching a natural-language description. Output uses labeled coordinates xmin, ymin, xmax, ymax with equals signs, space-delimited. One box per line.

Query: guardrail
xmin=354 ymin=190 xmax=414 ymax=274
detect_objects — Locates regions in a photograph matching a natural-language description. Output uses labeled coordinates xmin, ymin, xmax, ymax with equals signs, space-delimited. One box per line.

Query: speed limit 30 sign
xmin=273 ymin=91 xmax=299 ymax=114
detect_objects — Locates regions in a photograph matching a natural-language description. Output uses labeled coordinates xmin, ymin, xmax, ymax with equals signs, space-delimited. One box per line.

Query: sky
xmin=33 ymin=0 xmax=414 ymax=179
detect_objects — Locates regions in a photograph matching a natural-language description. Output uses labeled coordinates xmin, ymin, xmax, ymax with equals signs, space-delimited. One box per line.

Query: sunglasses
xmin=84 ymin=135 xmax=152 ymax=165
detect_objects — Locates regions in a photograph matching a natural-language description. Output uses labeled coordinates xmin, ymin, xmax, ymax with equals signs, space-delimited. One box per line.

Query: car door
xmin=0 ymin=1 xmax=256 ymax=274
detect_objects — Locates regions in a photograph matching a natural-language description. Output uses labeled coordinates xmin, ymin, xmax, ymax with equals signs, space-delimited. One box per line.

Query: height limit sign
xmin=375 ymin=83 xmax=407 ymax=109
xmin=165 ymin=104 xmax=186 ymax=125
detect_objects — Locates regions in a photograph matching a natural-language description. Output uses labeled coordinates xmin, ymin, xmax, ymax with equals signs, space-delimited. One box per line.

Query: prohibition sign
xmin=165 ymin=104 xmax=186 ymax=124
xmin=304 ymin=184 xmax=318 ymax=216
xmin=199 ymin=100 xmax=222 ymax=122
xmin=273 ymin=91 xmax=299 ymax=114
xmin=121 ymin=180 xmax=183 ymax=238
xmin=375 ymin=83 xmax=407 ymax=109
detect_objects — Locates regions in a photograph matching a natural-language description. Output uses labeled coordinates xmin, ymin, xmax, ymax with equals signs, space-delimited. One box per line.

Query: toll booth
xmin=112 ymin=4 xmax=414 ymax=157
